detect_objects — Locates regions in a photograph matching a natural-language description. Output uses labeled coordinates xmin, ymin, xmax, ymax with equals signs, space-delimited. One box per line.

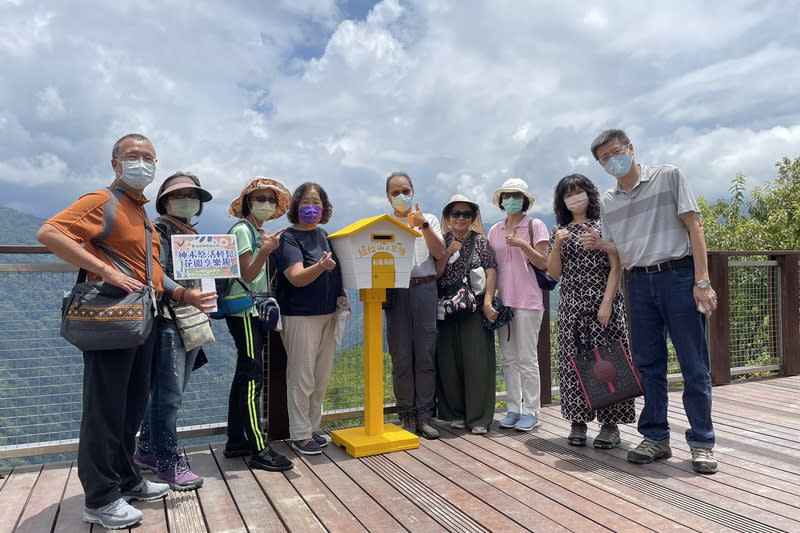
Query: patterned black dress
xmin=549 ymin=219 xmax=636 ymax=424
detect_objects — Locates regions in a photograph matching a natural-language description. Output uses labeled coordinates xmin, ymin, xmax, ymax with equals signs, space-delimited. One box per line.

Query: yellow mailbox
xmin=327 ymin=215 xmax=421 ymax=457
xmin=328 ymin=214 xmax=420 ymax=290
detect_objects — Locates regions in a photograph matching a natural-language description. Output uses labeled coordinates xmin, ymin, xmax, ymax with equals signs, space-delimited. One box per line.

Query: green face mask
xmin=501 ymin=197 xmax=524 ymax=214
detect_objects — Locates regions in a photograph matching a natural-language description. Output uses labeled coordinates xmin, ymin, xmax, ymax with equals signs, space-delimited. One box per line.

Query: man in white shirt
xmin=384 ymin=172 xmax=445 ymax=439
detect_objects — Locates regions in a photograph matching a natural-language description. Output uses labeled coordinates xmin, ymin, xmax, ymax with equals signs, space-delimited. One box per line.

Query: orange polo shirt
xmin=45 ymin=188 xmax=164 ymax=293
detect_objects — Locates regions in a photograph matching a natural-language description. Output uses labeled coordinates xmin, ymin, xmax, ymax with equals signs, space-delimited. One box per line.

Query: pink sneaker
xmin=156 ymin=456 xmax=203 ymax=491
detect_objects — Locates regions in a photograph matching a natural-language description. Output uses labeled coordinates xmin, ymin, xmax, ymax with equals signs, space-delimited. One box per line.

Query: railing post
xmin=776 ymin=254 xmax=800 ymax=376
xmin=266 ymin=255 xmax=290 ymax=440
xmin=538 ymin=290 xmax=552 ymax=405
xmin=708 ymin=253 xmax=730 ymax=385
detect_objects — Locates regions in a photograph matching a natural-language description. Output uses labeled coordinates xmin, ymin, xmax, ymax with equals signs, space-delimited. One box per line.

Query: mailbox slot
xmin=371 ymin=234 xmax=394 ymax=241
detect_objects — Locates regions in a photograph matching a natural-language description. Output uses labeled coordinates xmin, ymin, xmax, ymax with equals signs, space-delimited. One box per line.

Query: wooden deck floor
xmin=2 ymin=376 xmax=799 ymax=532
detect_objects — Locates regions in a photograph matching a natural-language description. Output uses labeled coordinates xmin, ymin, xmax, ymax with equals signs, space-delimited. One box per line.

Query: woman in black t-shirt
xmin=275 ymin=182 xmax=346 ymax=456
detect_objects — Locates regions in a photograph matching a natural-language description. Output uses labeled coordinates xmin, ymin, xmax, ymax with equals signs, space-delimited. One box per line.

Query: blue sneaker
xmin=291 ymin=439 xmax=322 ymax=455
xmin=311 ymin=432 xmax=329 ymax=448
xmin=514 ymin=413 xmax=539 ymax=431
xmin=499 ymin=412 xmax=520 ymax=428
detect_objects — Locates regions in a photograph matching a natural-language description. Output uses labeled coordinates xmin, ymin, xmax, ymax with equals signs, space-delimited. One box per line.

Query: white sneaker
xmin=122 ymin=478 xmax=170 ymax=501
xmin=83 ymin=497 xmax=142 ymax=529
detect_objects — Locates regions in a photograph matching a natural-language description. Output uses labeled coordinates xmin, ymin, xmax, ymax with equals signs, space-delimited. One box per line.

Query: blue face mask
xmin=119 ymin=160 xmax=156 ymax=189
xmin=391 ymin=193 xmax=413 ymax=213
xmin=501 ymin=197 xmax=524 ymax=214
xmin=603 ymin=152 xmax=633 ymax=178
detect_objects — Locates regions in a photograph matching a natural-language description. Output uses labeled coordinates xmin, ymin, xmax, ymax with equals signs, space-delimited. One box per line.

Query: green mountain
xmin=0 ymin=206 xmax=45 ymax=245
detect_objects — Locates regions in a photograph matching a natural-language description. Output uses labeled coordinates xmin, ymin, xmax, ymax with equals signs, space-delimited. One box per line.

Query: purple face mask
xmin=299 ymin=205 xmax=323 ymax=224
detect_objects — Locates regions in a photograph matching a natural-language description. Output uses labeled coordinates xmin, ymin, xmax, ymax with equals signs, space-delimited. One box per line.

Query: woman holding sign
xmin=135 ymin=172 xmax=217 ymax=490
xmin=220 ymin=177 xmax=294 ymax=472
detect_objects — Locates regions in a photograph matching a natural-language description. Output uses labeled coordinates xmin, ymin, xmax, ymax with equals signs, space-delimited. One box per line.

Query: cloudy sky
xmin=2 ymin=0 xmax=798 ymax=233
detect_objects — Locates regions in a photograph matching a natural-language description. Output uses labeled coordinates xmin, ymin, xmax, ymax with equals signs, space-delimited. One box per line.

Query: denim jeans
xmin=138 ymin=318 xmax=199 ymax=470
xmin=628 ymin=265 xmax=715 ymax=448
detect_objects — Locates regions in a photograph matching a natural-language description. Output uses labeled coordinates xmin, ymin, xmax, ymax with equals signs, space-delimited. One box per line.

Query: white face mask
xmin=118 ymin=160 xmax=156 ymax=189
xmin=564 ymin=191 xmax=589 ymax=212
xmin=167 ymin=198 xmax=200 ymax=220
xmin=250 ymin=201 xmax=276 ymax=221
xmin=391 ymin=193 xmax=413 ymax=213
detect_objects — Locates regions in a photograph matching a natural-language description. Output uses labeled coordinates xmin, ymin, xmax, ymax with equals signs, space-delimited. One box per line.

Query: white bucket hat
xmin=441 ymin=193 xmax=485 ymax=235
xmin=491 ymin=178 xmax=535 ymax=209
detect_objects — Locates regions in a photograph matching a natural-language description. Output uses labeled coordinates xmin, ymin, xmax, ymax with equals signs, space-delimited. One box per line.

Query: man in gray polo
xmin=384 ymin=172 xmax=445 ymax=439
xmin=581 ymin=129 xmax=718 ymax=474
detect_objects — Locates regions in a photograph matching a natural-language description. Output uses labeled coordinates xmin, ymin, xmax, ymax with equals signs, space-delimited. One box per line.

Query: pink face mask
xmin=564 ymin=191 xmax=589 ymax=211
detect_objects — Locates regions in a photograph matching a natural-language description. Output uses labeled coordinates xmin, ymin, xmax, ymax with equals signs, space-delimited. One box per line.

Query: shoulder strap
xmin=230 ymin=220 xmax=258 ymax=252
xmin=78 ymin=187 xmax=152 ymax=284
xmin=463 ymin=232 xmax=478 ymax=285
xmin=527 ymin=218 xmax=534 ymax=248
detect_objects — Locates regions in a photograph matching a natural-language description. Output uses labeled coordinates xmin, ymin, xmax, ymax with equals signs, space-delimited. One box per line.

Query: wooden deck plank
xmin=282 ymin=444 xmax=368 ymax=533
xmin=191 ymin=444 xmax=247 ymax=533
xmin=378 ymin=447 xmax=521 ymax=532
xmin=13 ymin=463 xmax=71 ymax=533
xmin=0 ymin=466 xmax=41 ymax=533
xmin=441 ymin=425 xmax=691 ymax=533
xmin=304 ymin=439 xmax=405 ymax=532
xmin=322 ymin=440 xmax=447 ymax=532
xmin=249 ymin=440 xmax=323 ymax=532
xmin=136 ymin=494 xmax=169 ymax=533
xmin=435 ymin=427 xmax=679 ymax=532
xmin=51 ymin=463 xmax=90 ymax=533
xmin=537 ymin=409 xmax=800 ymax=532
xmin=5 ymin=376 xmax=800 ymax=533
xmin=414 ymin=439 xmax=573 ymax=533
xmin=211 ymin=442 xmax=288 ymax=533
xmin=166 ymin=487 xmax=206 ymax=533
xmin=480 ymin=422 xmax=733 ymax=532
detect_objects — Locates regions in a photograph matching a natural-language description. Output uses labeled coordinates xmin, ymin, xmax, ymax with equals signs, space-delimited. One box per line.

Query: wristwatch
xmin=420 ymin=221 xmax=430 ymax=230
xmin=695 ymin=280 xmax=712 ymax=289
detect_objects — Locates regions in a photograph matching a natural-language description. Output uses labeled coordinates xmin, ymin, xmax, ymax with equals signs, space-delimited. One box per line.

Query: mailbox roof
xmin=328 ymin=214 xmax=422 ymax=239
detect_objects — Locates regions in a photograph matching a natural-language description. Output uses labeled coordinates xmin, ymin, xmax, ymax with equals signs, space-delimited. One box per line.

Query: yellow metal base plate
xmin=330 ymin=424 xmax=420 ymax=457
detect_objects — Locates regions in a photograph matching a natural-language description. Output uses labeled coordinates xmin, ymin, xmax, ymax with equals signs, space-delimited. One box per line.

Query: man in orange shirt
xmin=37 ymin=134 xmax=172 ymax=529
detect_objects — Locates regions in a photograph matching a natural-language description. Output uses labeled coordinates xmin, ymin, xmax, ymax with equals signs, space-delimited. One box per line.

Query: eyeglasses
xmin=597 ymin=144 xmax=630 ymax=165
xmin=251 ymin=195 xmax=278 ymax=204
xmin=170 ymin=192 xmax=198 ymax=200
xmin=450 ymin=210 xmax=475 ymax=219
xmin=119 ymin=151 xmax=157 ymax=165
xmin=389 ymin=188 xmax=412 ymax=197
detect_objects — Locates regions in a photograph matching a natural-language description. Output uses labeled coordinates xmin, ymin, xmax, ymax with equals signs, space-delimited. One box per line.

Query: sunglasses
xmin=251 ymin=195 xmax=278 ymax=204
xmin=450 ymin=210 xmax=475 ymax=219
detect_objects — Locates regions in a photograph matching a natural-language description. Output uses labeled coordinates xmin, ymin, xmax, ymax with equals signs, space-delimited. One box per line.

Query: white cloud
xmin=0 ymin=152 xmax=68 ymax=185
xmin=34 ymin=87 xmax=65 ymax=120
xmin=0 ymin=7 xmax=53 ymax=57
xmin=0 ymin=0 xmax=798 ymax=235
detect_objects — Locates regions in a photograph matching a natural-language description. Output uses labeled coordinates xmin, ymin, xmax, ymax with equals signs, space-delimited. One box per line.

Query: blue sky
xmin=2 ymin=0 xmax=799 ymax=234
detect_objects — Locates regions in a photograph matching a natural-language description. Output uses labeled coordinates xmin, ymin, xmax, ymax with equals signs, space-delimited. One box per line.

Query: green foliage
xmin=700 ymin=157 xmax=800 ymax=250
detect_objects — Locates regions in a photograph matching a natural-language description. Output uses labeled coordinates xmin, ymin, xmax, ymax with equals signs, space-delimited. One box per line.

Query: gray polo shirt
xmin=600 ymin=164 xmax=699 ymax=270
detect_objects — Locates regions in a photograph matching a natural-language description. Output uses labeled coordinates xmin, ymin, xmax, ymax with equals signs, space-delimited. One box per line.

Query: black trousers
xmin=224 ymin=314 xmax=267 ymax=453
xmin=77 ymin=327 xmax=156 ymax=508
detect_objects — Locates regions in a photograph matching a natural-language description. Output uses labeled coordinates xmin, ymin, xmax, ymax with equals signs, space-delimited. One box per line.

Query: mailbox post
xmin=328 ymin=215 xmax=421 ymax=457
